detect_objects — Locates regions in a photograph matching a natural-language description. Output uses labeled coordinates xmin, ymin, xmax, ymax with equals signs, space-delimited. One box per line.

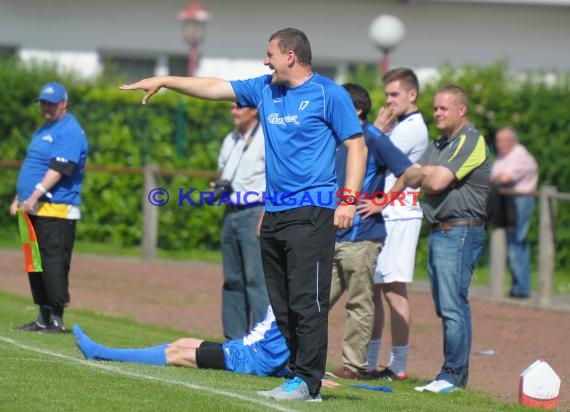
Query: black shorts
xmin=195 ymin=341 xmax=226 ymax=370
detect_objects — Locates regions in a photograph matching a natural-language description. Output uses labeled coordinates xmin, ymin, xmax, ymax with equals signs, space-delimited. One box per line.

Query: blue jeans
xmin=427 ymin=224 xmax=485 ymax=387
xmin=221 ymin=205 xmax=269 ymax=339
xmin=507 ymin=196 xmax=535 ymax=297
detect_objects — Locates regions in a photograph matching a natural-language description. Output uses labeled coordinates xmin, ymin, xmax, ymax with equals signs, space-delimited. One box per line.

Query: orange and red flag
xmin=17 ymin=210 xmax=42 ymax=272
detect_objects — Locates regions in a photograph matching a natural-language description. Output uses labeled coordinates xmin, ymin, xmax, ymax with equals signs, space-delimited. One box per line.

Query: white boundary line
xmin=0 ymin=336 xmax=296 ymax=412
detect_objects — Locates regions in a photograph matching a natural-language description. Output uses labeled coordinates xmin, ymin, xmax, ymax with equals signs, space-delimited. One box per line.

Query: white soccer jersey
xmin=383 ymin=112 xmax=428 ymax=220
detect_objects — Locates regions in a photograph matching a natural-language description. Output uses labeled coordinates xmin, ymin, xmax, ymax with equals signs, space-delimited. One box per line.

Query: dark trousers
xmin=28 ymin=215 xmax=76 ymax=313
xmin=260 ymin=206 xmax=336 ymax=395
xmin=221 ymin=205 xmax=269 ymax=339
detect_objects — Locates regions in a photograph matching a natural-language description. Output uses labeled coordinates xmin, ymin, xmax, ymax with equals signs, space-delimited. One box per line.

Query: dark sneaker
xmin=15 ymin=321 xmax=46 ymax=332
xmin=509 ymin=291 xmax=530 ymax=299
xmin=42 ymin=319 xmax=67 ymax=334
xmin=367 ymin=368 xmax=408 ymax=381
xmin=326 ymin=366 xmax=361 ymax=380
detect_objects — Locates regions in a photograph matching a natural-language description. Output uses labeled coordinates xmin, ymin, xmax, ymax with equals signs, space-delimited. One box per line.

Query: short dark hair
xmin=269 ymin=28 xmax=312 ymax=66
xmin=438 ymin=84 xmax=468 ymax=107
xmin=382 ymin=67 xmax=419 ymax=94
xmin=342 ymin=83 xmax=371 ymax=121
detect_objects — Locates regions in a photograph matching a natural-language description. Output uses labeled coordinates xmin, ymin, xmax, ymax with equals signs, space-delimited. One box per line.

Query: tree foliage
xmin=1 ymin=58 xmax=569 ymax=266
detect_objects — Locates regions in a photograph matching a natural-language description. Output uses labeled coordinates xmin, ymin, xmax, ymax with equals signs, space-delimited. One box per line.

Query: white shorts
xmin=374 ymin=219 xmax=422 ymax=284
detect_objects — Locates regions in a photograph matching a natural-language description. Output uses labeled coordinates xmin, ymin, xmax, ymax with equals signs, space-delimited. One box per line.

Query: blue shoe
xmin=257 ymin=376 xmax=322 ymax=402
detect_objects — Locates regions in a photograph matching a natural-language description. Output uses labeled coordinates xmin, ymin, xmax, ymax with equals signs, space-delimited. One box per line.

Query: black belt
xmin=226 ymin=203 xmax=262 ymax=212
xmin=431 ymin=218 xmax=484 ymax=232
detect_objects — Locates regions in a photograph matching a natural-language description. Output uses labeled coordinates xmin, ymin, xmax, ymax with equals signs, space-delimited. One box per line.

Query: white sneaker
xmin=414 ymin=379 xmax=458 ymax=394
xmin=257 ymin=377 xmax=322 ymax=401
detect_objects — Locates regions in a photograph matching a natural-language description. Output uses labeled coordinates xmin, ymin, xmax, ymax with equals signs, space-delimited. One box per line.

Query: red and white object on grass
xmin=519 ymin=360 xmax=561 ymax=409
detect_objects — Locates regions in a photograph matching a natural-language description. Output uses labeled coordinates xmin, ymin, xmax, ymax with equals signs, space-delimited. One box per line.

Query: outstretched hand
xmin=120 ymin=78 xmax=164 ymax=105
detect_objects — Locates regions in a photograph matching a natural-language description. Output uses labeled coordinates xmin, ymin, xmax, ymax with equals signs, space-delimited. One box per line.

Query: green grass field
xmin=0 ymin=291 xmax=528 ymax=411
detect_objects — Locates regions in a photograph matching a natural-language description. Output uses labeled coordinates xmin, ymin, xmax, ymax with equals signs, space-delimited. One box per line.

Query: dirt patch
xmin=0 ymin=249 xmax=567 ymax=408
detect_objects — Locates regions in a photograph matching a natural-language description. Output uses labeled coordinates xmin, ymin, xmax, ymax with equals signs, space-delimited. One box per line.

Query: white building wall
xmin=1 ymin=0 xmax=569 ymax=78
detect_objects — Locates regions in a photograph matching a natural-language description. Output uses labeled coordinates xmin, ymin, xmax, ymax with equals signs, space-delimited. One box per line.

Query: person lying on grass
xmin=73 ymin=305 xmax=287 ymax=376
xmin=73 ymin=305 xmax=339 ymax=388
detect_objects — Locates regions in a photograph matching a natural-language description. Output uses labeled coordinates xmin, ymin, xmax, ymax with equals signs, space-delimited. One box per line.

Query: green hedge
xmin=1 ymin=58 xmax=570 ymax=268
xmin=0 ymin=58 xmax=231 ymax=251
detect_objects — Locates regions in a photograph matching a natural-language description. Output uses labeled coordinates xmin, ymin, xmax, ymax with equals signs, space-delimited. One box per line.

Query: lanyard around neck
xmin=224 ymin=120 xmax=260 ymax=183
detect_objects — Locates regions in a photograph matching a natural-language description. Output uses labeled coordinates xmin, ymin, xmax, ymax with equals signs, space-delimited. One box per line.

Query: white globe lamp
xmin=369 ymin=14 xmax=405 ymax=74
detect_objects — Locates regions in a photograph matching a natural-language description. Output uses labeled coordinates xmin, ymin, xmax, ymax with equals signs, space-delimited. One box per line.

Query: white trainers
xmin=257 ymin=377 xmax=322 ymax=401
xmin=414 ymin=379 xmax=458 ymax=394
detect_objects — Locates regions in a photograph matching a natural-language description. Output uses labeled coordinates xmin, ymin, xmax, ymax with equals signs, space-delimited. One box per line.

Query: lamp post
xmin=177 ymin=2 xmax=210 ymax=77
xmin=369 ymin=14 xmax=405 ymax=76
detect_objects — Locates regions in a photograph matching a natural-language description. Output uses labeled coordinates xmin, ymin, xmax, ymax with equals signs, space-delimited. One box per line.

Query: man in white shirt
xmin=216 ymin=103 xmax=269 ymax=339
xmin=359 ymin=68 xmax=428 ymax=380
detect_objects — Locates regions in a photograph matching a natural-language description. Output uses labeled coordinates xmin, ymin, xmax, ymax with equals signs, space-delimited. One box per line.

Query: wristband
xmin=341 ymin=194 xmax=358 ymax=206
xmin=35 ymin=183 xmax=53 ymax=199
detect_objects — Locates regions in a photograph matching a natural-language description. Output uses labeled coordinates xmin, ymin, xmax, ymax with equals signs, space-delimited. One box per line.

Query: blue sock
xmin=73 ymin=324 xmax=167 ymax=366
xmin=367 ymin=338 xmax=381 ymax=371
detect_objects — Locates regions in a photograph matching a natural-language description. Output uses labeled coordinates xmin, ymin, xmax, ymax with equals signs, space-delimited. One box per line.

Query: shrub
xmin=1 ymin=58 xmax=569 ymax=268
